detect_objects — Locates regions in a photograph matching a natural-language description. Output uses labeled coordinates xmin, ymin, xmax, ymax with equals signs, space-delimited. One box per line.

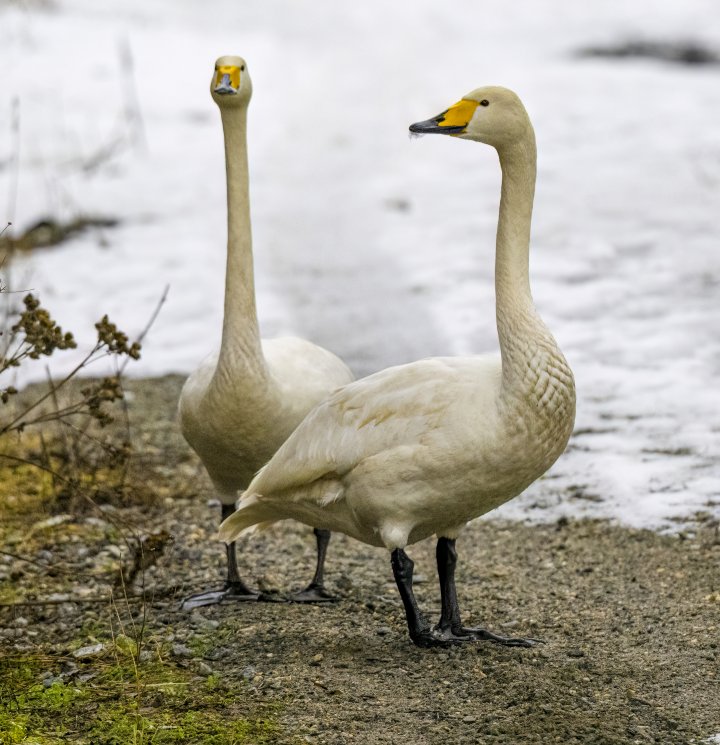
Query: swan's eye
xmin=240 ymin=65 xmax=245 ymax=71
xmin=480 ymin=100 xmax=490 ymax=107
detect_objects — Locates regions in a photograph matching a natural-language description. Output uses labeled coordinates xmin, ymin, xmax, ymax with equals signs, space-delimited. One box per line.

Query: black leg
xmin=391 ymin=548 xmax=446 ymax=647
xmin=436 ymin=536 xmax=461 ymax=632
xmin=222 ymin=504 xmax=259 ymax=597
xmin=179 ymin=503 xmax=260 ymax=610
xmin=289 ymin=529 xmax=338 ymax=603
xmin=434 ymin=537 xmax=541 ymax=647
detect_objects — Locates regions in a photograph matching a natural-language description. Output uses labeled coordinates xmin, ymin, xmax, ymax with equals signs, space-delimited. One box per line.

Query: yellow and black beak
xmin=409 ymin=98 xmax=479 ymax=135
xmin=214 ymin=65 xmax=241 ymax=95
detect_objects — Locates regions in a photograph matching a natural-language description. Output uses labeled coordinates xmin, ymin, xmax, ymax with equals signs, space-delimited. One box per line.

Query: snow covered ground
xmin=1 ymin=0 xmax=719 ymax=530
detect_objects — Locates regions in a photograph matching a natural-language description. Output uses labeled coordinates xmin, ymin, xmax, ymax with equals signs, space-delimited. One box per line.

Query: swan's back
xmin=251 ymin=354 xmax=501 ymax=494
xmin=263 ymin=336 xmax=353 ymax=422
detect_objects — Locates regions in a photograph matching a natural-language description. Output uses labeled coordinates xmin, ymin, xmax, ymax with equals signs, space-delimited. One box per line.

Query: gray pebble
xmin=172 ymin=643 xmax=193 ymax=658
xmin=191 ymin=660 xmax=214 ymax=676
xmin=72 ymin=643 xmax=106 ymax=659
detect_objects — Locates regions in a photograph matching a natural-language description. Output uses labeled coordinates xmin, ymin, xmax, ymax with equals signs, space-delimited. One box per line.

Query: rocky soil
xmin=1 ymin=375 xmax=719 ymax=744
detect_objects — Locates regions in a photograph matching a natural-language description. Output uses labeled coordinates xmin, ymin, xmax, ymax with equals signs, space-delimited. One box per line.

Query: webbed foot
xmin=437 ymin=624 xmax=543 ymax=647
xmin=179 ymin=582 xmax=260 ymax=610
xmin=288 ymin=582 xmax=339 ymax=604
xmin=410 ymin=627 xmax=466 ymax=648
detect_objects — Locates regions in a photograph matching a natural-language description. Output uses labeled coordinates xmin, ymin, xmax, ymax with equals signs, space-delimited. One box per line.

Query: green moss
xmin=0 ymin=711 xmax=29 ymax=743
xmin=0 ymin=655 xmax=287 ymax=745
xmin=0 ymin=579 xmax=22 ymax=604
xmin=87 ymin=707 xmax=282 ymax=744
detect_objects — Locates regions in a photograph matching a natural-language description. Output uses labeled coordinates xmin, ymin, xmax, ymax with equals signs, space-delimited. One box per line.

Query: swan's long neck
xmin=494 ymin=133 xmax=573 ymax=411
xmin=495 ymin=135 xmax=536 ymax=346
xmin=213 ymin=104 xmax=268 ymax=386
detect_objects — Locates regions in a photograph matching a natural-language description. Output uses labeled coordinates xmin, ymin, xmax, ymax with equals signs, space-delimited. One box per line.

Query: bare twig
xmin=56 ymin=417 xmax=125 ymax=455
xmin=0 ymin=451 xmax=70 ymax=482
xmin=0 ymin=549 xmax=93 ymax=577
xmin=38 ymin=428 xmax=59 ymax=498
xmin=118 ymin=36 xmax=147 ymax=153
xmin=6 ymin=98 xmax=20 ymax=228
xmin=0 ymin=593 xmax=172 ymax=608
xmin=45 ymin=364 xmax=76 ymax=472
xmin=1 ymin=343 xmax=102 ymax=433
xmin=119 ymin=284 xmax=169 ymax=374
xmin=110 ymin=575 xmax=146 ymax=742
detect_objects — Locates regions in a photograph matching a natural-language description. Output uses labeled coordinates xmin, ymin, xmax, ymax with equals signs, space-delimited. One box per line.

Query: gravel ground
xmin=1 ymin=375 xmax=719 ymax=744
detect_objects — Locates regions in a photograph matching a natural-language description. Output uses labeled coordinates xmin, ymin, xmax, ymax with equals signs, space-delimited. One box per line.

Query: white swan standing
xmin=218 ymin=86 xmax=576 ymax=647
xmin=178 ymin=56 xmax=354 ymax=609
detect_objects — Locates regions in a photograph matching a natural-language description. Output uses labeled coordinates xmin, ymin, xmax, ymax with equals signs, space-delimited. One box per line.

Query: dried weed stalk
xmin=0 ymin=268 xmax=167 ymax=511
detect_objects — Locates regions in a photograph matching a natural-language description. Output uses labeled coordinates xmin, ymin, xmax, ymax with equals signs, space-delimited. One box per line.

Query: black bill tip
xmin=409 ymin=118 xmax=439 ymax=134
xmin=409 ymin=118 xmax=465 ymax=135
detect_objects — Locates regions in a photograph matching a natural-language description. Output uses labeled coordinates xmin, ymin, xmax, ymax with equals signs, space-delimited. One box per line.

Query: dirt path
xmin=1 ymin=376 xmax=719 ymax=744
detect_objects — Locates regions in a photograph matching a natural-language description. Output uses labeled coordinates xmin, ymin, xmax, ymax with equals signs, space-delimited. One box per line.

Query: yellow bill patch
xmin=437 ymin=98 xmax=479 ymax=129
xmin=215 ymin=65 xmax=241 ymax=90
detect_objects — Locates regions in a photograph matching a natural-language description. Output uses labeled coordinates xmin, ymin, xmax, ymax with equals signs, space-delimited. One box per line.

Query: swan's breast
xmin=500 ymin=342 xmax=576 ymax=475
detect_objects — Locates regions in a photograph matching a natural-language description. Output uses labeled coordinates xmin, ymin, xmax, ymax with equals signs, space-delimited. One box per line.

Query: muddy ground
xmin=1 ymin=375 xmax=719 ymax=744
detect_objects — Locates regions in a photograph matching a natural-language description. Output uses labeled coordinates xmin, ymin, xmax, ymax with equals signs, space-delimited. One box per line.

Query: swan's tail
xmin=217 ymin=495 xmax=277 ymax=543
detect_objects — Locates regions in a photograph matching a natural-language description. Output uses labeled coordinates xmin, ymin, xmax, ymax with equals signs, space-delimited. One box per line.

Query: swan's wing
xmin=246 ymin=355 xmax=500 ymax=499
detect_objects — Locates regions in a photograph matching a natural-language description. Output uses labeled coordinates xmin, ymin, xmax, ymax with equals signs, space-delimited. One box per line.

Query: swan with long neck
xmin=178 ymin=56 xmax=354 ymax=609
xmin=218 ymin=86 xmax=575 ymax=646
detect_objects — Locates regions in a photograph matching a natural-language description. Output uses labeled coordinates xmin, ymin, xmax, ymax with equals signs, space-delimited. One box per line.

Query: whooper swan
xmin=178 ymin=56 xmax=353 ymax=610
xmin=219 ymin=86 xmax=575 ymax=647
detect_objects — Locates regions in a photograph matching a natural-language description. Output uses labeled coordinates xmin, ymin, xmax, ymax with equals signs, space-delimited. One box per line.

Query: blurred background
xmin=1 ymin=0 xmax=719 ymax=528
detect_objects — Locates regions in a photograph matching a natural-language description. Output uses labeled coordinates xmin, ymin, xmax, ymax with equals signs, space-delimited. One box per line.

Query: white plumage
xmin=219 ymin=86 xmax=576 ymax=647
xmin=178 ymin=56 xmax=353 ymax=608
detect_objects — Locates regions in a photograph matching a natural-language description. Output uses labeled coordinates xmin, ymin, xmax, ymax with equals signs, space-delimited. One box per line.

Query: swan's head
xmin=211 ymin=55 xmax=252 ymax=107
xmin=409 ymin=86 xmax=531 ymax=149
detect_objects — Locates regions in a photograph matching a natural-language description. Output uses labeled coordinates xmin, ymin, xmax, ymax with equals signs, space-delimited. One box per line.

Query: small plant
xmin=0 ymin=291 xmax=139 ymax=511
xmin=1 ymin=294 xmax=140 ymax=434
xmin=0 ymin=262 xmax=165 ymax=512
